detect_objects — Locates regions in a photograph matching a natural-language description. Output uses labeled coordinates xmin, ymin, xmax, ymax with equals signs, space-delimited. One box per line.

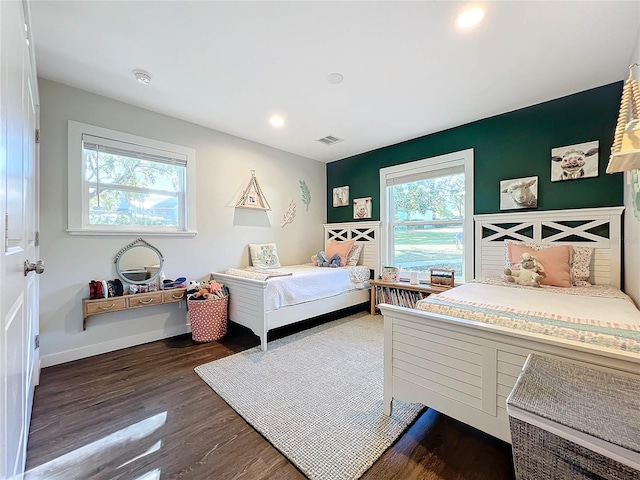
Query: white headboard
xmin=324 ymin=222 xmax=380 ymax=279
xmin=474 ymin=207 xmax=624 ymax=288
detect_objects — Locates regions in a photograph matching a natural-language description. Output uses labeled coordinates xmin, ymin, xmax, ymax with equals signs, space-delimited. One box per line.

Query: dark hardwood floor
xmin=26 ymin=307 xmax=515 ymax=480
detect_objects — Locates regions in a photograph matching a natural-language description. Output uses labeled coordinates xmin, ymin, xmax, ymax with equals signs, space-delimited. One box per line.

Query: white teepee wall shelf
xmin=236 ymin=170 xmax=272 ymax=211
xmin=606 ymin=63 xmax=640 ymax=173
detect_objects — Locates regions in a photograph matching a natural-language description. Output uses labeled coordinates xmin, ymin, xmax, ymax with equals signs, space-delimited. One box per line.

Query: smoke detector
xmin=133 ymin=70 xmax=152 ymax=85
xmin=326 ymin=73 xmax=344 ymax=84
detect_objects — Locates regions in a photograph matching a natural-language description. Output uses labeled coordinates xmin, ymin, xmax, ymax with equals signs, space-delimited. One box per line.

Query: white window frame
xmin=379 ymin=148 xmax=474 ymax=282
xmin=67 ymin=121 xmax=197 ymax=237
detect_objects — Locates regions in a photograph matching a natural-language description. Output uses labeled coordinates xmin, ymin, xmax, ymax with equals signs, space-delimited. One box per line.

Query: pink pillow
xmin=508 ymin=243 xmax=573 ymax=288
xmin=326 ymin=240 xmax=355 ymax=267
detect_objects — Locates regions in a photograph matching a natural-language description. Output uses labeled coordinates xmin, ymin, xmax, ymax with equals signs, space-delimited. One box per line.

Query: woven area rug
xmin=194 ymin=312 xmax=423 ymax=480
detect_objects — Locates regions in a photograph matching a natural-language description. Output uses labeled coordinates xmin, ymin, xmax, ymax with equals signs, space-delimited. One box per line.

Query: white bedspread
xmin=246 ymin=265 xmax=370 ymax=311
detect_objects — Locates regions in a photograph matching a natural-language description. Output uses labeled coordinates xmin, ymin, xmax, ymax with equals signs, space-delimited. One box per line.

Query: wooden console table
xmin=82 ymin=287 xmax=187 ymax=330
xmin=369 ymin=279 xmax=452 ymax=315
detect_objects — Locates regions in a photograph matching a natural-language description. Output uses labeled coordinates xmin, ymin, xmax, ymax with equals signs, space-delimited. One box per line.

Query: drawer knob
xmin=140 ymin=298 xmax=155 ymax=304
xmin=99 ymin=303 xmax=116 ymax=311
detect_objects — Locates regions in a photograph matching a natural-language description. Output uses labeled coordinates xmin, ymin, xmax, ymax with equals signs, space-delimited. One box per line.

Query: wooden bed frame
xmin=211 ymin=222 xmax=380 ymax=351
xmin=380 ymin=207 xmax=640 ymax=443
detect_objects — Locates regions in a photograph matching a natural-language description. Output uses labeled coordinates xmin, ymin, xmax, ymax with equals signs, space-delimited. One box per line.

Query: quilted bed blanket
xmin=416 ymin=280 xmax=640 ymax=353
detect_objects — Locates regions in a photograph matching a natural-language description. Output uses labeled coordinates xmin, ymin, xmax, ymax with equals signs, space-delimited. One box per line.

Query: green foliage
xmin=299 ymin=180 xmax=311 ymax=211
xmin=84 ymin=150 xmax=180 ymax=198
xmin=393 ymin=174 xmax=464 ymax=220
xmin=393 ymin=226 xmax=463 ymax=275
xmin=394 ymin=228 xmax=457 ymax=245
xmin=84 ymin=149 xmax=182 ymax=226
xmin=88 ymin=212 xmax=169 ymax=226
xmin=393 ymin=183 xmax=433 ymax=220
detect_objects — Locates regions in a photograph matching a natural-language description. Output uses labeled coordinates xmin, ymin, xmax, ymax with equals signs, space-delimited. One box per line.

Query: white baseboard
xmin=40 ymin=324 xmax=192 ymax=368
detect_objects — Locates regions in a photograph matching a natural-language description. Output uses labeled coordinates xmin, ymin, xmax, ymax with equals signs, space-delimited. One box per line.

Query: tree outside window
xmin=391 ymin=173 xmax=465 ymax=279
xmin=83 ymin=147 xmax=185 ymax=228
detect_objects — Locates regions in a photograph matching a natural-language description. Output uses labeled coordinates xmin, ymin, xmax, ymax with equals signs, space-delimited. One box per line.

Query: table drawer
xmin=128 ymin=292 xmax=163 ymax=308
xmin=85 ymin=298 xmax=127 ymax=316
xmin=163 ymin=289 xmax=186 ymax=303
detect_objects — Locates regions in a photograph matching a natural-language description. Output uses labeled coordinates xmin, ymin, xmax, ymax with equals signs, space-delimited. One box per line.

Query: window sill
xmin=66 ymin=229 xmax=198 ymax=238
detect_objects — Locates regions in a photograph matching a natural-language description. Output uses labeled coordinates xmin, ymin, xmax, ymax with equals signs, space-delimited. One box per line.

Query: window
xmin=67 ymin=121 xmax=197 ymax=236
xmin=379 ymin=149 xmax=474 ymax=283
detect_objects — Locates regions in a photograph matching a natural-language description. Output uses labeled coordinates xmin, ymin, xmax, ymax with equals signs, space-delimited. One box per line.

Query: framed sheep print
xmin=332 ymin=186 xmax=349 ymax=207
xmin=353 ymin=197 xmax=372 ymax=219
xmin=500 ymin=176 xmax=538 ymax=210
xmin=551 ymin=140 xmax=599 ymax=182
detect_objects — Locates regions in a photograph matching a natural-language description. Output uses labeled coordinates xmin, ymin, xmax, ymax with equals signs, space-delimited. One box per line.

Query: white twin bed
xmin=210 ymin=208 xmax=640 ymax=447
xmin=211 ymin=222 xmax=380 ymax=351
xmin=380 ymin=207 xmax=640 ymax=443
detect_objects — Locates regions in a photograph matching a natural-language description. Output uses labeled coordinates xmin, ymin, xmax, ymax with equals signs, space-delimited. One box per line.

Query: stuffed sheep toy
xmin=504 ymin=252 xmax=544 ymax=287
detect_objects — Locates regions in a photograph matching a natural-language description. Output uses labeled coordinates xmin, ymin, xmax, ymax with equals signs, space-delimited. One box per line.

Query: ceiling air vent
xmin=316 ymin=135 xmax=344 ymax=146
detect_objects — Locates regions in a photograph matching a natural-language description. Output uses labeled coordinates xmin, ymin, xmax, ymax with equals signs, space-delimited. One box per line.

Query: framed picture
xmin=333 ymin=186 xmax=349 ymax=207
xmin=353 ymin=197 xmax=372 ymax=219
xmin=500 ymin=176 xmax=538 ymax=210
xmin=551 ymin=141 xmax=599 ymax=181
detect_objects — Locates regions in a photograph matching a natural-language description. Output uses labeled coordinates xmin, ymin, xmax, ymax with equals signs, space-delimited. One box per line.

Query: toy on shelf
xmin=429 ymin=268 xmax=455 ymax=287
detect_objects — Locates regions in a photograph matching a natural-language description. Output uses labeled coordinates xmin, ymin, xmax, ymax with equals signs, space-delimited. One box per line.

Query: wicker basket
xmin=188 ymin=296 xmax=228 ymax=342
xmin=507 ymin=354 xmax=640 ymax=479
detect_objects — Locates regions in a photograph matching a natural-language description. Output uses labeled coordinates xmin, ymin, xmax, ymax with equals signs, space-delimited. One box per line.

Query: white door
xmin=1 ymin=1 xmax=41 ymax=478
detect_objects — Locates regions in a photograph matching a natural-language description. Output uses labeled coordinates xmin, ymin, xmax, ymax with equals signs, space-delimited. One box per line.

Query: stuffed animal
xmin=208 ymin=280 xmax=223 ymax=295
xmin=315 ymin=251 xmax=341 ymax=268
xmin=186 ymin=280 xmax=201 ymax=300
xmin=190 ymin=280 xmax=225 ymax=300
xmin=504 ymin=252 xmax=544 ymax=287
xmin=192 ymin=280 xmax=213 ymax=299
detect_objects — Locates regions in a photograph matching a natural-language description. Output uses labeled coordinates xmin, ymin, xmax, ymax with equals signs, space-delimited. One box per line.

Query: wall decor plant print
xmin=551 ymin=141 xmax=599 ymax=181
xmin=353 ymin=197 xmax=372 ymax=219
xmin=333 ymin=186 xmax=349 ymax=207
xmin=281 ymin=200 xmax=296 ymax=227
xmin=500 ymin=176 xmax=538 ymax=210
xmin=299 ymin=180 xmax=311 ymax=211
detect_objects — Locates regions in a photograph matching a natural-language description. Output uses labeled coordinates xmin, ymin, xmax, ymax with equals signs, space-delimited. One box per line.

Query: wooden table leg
xmin=370 ymin=286 xmax=377 ymax=315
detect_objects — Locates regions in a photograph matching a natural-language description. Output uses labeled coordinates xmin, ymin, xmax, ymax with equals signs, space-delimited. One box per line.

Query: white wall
xmin=624 ymin=30 xmax=640 ymax=306
xmin=39 ymin=79 xmax=326 ymax=366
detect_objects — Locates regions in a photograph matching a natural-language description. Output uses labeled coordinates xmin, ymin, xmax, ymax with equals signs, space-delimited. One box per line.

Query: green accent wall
xmin=327 ymin=82 xmax=624 ymax=222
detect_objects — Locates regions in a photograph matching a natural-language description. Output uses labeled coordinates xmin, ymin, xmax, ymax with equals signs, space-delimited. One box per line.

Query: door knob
xmin=24 ymin=260 xmax=44 ymax=276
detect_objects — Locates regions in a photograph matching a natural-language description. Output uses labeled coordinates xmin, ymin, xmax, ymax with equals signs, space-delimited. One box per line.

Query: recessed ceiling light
xmin=327 ymin=73 xmax=344 ymax=85
xmin=270 ymin=114 xmax=285 ymax=128
xmin=456 ymin=7 xmax=485 ymax=29
xmin=133 ymin=69 xmax=152 ymax=85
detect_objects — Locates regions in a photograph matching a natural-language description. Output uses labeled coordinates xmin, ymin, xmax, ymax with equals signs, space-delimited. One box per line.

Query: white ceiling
xmin=29 ymin=1 xmax=640 ymax=163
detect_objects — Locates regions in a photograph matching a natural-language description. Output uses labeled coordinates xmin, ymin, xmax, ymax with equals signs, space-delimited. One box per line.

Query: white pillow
xmin=248 ymin=243 xmax=281 ymax=269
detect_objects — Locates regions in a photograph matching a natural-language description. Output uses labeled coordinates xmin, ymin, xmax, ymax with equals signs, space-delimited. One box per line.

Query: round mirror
xmin=114 ymin=239 xmax=164 ymax=285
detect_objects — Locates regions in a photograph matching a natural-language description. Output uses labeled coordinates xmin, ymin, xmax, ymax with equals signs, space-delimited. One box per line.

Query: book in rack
xmin=369 ymin=279 xmax=452 ymax=315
